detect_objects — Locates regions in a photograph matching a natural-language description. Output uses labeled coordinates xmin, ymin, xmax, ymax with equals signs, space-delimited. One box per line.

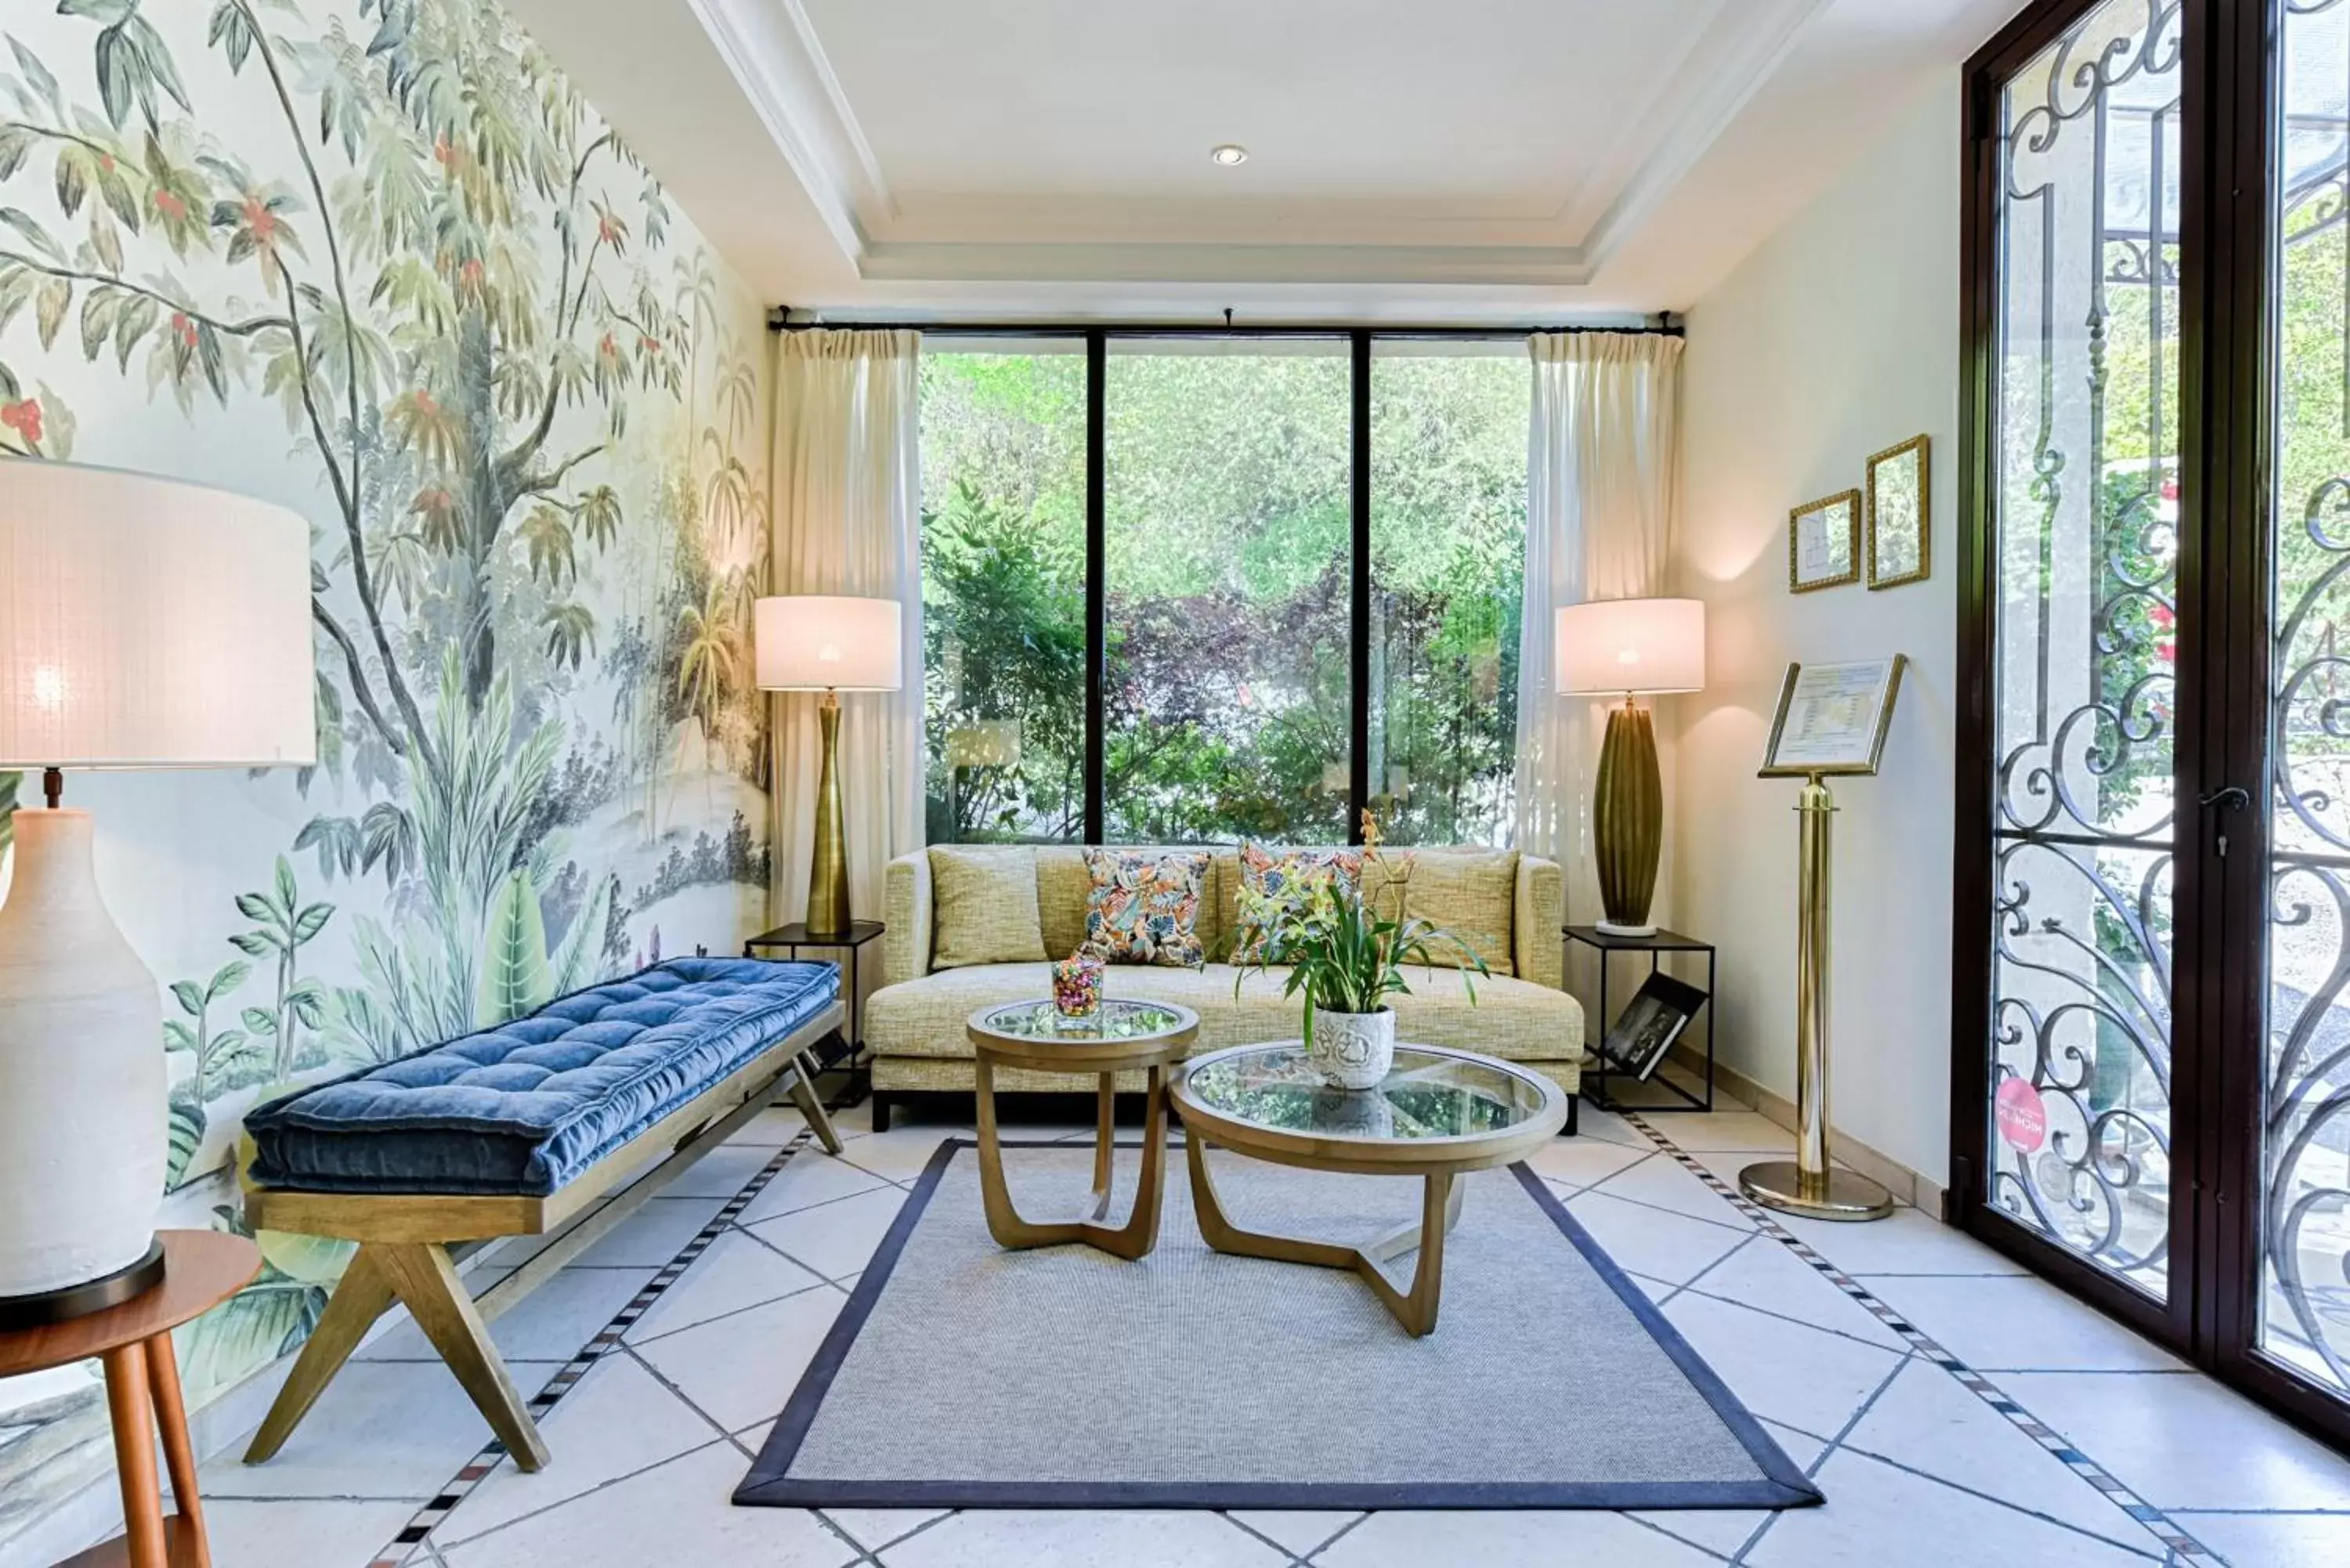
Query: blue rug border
xmin=735 ymin=1136 xmax=1824 ymax=1512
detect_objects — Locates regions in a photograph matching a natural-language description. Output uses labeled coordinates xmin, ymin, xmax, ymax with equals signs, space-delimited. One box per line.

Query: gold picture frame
xmin=1865 ymin=434 xmax=1931 ymax=590
xmin=1788 ymin=489 xmax=1861 ymax=593
xmin=1757 ymin=655 xmax=1907 ymax=778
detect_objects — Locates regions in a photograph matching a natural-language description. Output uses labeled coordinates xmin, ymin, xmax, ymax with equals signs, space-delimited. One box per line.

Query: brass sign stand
xmin=1739 ymin=656 xmax=1907 ymax=1223
xmin=1736 ymin=771 xmax=1893 ymax=1221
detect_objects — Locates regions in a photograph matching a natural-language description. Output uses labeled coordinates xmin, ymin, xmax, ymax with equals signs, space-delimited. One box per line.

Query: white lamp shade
xmin=755 ymin=595 xmax=904 ymax=691
xmin=945 ymin=718 xmax=1021 ymax=768
xmin=1555 ymin=597 xmax=1706 ymax=695
xmin=0 ymin=462 xmax=316 ymax=769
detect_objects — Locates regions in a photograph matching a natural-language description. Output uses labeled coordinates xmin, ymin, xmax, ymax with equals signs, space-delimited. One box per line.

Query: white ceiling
xmin=501 ymin=0 xmax=2021 ymax=322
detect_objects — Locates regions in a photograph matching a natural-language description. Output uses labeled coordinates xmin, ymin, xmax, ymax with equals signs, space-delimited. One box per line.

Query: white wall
xmin=1672 ymin=75 xmax=1961 ymax=1184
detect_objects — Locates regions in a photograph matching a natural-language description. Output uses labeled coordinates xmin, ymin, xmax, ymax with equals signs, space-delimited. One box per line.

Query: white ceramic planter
xmin=1307 ymin=1006 xmax=1396 ymax=1090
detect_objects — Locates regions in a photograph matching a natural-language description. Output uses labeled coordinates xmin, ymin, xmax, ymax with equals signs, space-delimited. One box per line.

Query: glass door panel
xmin=1984 ymin=0 xmax=2182 ymax=1300
xmin=2261 ymin=0 xmax=2350 ymax=1405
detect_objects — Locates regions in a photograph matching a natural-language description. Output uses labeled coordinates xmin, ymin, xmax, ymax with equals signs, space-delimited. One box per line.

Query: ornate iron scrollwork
xmin=1987 ymin=0 xmax=2180 ymax=1298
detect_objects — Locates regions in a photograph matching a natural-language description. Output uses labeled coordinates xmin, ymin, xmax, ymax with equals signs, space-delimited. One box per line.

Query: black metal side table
xmin=1564 ymin=925 xmax=1717 ymax=1113
xmin=745 ymin=919 xmax=884 ymax=1068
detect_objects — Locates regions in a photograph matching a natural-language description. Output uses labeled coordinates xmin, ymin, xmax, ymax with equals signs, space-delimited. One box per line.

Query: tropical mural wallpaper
xmin=0 ymin=0 xmax=773 ymax=1541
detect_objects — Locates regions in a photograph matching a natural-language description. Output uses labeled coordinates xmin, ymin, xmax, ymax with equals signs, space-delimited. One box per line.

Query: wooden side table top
xmin=0 ymin=1231 xmax=259 ymax=1378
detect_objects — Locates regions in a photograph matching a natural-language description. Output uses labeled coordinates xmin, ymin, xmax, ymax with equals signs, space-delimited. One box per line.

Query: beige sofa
xmin=867 ymin=845 xmax=1583 ymax=1133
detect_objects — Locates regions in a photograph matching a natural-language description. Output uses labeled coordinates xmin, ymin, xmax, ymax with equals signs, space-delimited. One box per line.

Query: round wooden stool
xmin=0 ymin=1230 xmax=260 ymax=1568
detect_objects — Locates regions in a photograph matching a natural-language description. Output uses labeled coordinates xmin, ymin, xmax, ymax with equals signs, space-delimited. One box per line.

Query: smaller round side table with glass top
xmin=964 ymin=998 xmax=1199 ymax=1260
xmin=1170 ymin=1042 xmax=1568 ymax=1336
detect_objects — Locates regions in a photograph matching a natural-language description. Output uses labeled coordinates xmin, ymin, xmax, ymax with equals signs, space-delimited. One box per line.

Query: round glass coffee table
xmin=1169 ymin=1040 xmax=1568 ymax=1335
xmin=965 ymin=998 xmax=1199 ymax=1259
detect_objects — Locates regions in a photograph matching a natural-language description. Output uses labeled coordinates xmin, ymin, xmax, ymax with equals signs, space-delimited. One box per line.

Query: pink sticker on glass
xmin=1994 ymin=1076 xmax=2048 ymax=1154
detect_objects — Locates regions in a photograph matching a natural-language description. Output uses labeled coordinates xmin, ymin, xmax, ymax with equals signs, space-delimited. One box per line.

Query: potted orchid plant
xmin=1231 ymin=813 xmax=1488 ymax=1089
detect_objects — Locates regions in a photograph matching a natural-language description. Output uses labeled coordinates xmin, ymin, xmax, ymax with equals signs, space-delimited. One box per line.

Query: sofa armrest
xmin=883 ymin=850 xmax=933 ymax=987
xmin=1515 ymin=854 xmax=1564 ymax=989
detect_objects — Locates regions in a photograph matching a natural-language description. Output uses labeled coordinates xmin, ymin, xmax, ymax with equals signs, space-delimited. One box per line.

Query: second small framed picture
xmin=1866 ymin=434 xmax=1931 ymax=590
xmin=1789 ymin=489 xmax=1861 ymax=593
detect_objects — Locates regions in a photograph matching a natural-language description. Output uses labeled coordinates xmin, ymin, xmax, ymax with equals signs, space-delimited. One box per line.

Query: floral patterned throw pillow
xmin=1231 ymin=844 xmax=1361 ymax=965
xmin=1082 ymin=849 xmax=1210 ymax=967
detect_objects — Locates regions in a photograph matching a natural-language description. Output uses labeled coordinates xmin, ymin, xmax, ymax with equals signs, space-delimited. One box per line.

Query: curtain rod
xmin=763 ymin=309 xmax=1680 ymax=338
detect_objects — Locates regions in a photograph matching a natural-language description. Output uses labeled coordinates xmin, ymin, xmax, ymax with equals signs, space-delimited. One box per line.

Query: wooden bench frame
xmin=240 ymin=1002 xmax=845 ymax=1471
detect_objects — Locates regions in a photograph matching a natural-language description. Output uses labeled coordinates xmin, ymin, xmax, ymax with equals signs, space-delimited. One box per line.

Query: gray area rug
xmin=736 ymin=1140 xmax=1821 ymax=1511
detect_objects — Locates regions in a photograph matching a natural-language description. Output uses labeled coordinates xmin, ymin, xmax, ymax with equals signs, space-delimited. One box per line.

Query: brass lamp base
xmin=1737 ymin=1161 xmax=1894 ymax=1223
xmin=1594 ymin=699 xmax=1662 ymax=934
xmin=805 ymin=688 xmax=851 ymax=938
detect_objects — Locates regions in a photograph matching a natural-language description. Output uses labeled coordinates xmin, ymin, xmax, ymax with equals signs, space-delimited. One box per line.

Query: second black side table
xmin=1564 ymin=924 xmax=1717 ymax=1113
xmin=745 ymin=919 xmax=884 ymax=1068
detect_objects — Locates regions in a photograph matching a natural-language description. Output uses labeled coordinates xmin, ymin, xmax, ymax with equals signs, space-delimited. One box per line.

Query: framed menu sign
xmin=1758 ymin=656 xmax=1907 ymax=777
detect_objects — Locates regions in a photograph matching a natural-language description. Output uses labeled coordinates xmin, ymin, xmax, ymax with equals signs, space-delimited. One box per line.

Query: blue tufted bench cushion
xmin=244 ymin=958 xmax=838 ymax=1198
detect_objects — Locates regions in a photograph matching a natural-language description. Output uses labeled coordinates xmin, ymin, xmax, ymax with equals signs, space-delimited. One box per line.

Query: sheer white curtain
xmin=1513 ymin=331 xmax=1684 ymax=916
xmin=767 ymin=328 xmax=924 ymax=924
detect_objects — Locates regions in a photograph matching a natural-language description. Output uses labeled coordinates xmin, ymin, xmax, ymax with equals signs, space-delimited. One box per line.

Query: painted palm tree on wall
xmin=0 ymin=0 xmax=773 ymax=1475
xmin=0 ymin=0 xmax=769 ymax=1081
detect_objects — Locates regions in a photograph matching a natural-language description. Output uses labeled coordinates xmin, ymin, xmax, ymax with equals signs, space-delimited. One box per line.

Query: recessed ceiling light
xmin=1209 ymin=143 xmax=1249 ymax=167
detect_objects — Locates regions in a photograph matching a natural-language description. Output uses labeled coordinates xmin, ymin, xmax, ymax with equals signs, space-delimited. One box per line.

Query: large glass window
xmin=915 ymin=331 xmax=1535 ymax=852
xmin=918 ymin=341 xmax=1086 ymax=843
xmin=1369 ymin=343 xmax=1530 ymax=846
xmin=1103 ymin=341 xmax=1352 ymax=844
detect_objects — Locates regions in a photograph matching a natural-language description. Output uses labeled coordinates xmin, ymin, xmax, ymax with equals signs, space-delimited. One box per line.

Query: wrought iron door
xmin=2247 ymin=0 xmax=2350 ymax=1430
xmin=1961 ymin=0 xmax=2350 ymax=1445
xmin=1965 ymin=0 xmax=2186 ymax=1328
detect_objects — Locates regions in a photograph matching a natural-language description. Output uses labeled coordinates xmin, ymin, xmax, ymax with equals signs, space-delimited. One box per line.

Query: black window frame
xmin=842 ymin=318 xmax=1680 ymax=847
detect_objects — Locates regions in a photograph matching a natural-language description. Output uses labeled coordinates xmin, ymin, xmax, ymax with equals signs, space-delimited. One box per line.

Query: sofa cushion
xmin=867 ymin=960 xmax=1578 ymax=1064
xmin=1083 ymin=848 xmax=1210 ymax=966
xmin=1231 ymin=844 xmax=1361 ymax=965
xmin=929 ymin=846 xmax=1048 ymax=969
xmin=1370 ymin=847 xmax=1518 ymax=976
xmin=1035 ymin=847 xmax=1095 ymax=959
xmin=244 ymin=959 xmax=838 ymax=1197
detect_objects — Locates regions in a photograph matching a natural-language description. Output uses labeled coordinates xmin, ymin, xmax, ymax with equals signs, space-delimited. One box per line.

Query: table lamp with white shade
xmin=1556 ymin=597 xmax=1705 ymax=937
xmin=755 ymin=594 xmax=903 ymax=938
xmin=0 ymin=461 xmax=315 ymax=1326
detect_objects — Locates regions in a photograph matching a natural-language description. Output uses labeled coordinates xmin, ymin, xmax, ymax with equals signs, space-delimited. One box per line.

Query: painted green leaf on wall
xmin=0 ymin=0 xmax=779 ymax=1526
xmin=477 ymin=868 xmax=552 ymax=1027
xmin=165 ymin=1093 xmax=204 ymax=1189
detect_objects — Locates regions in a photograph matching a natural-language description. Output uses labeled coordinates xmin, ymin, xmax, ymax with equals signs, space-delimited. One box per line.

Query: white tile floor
xmin=167 ymin=1098 xmax=2350 ymax=1567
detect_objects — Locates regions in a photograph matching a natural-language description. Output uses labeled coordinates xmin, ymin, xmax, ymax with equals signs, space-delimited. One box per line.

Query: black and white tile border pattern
xmin=360 ymin=1106 xmax=2227 ymax=1566
xmin=1616 ymin=1107 xmax=2220 ymax=1564
xmin=365 ymin=1125 xmax=819 ymax=1568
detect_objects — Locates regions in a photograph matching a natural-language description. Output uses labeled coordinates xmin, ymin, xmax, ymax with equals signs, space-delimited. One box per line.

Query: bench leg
xmin=374 ymin=1242 xmax=552 ymax=1471
xmin=244 ymin=1245 xmax=396 ymax=1464
xmin=786 ymin=1050 xmax=844 ymax=1154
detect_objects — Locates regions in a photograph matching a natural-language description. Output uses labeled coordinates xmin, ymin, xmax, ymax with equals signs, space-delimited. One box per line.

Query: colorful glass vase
xmin=1053 ymin=947 xmax=1105 ymax=1017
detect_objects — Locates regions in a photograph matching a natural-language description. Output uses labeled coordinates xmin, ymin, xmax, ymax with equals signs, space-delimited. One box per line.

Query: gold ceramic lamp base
xmin=804 ymin=688 xmax=852 ymax=938
xmin=1593 ymin=699 xmax=1662 ymax=936
xmin=1737 ymin=1161 xmax=1894 ymax=1222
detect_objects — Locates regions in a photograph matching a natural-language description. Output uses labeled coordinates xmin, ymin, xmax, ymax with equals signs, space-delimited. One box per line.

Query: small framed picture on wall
xmin=1866 ymin=434 xmax=1931 ymax=589
xmin=1788 ymin=489 xmax=1860 ymax=593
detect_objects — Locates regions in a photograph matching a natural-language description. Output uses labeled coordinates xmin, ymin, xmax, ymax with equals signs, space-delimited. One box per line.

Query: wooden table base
xmin=974 ymin=1057 xmax=1170 ymax=1259
xmin=1185 ymin=1134 xmax=1466 ymax=1336
xmin=2 ymin=1232 xmax=258 ymax=1568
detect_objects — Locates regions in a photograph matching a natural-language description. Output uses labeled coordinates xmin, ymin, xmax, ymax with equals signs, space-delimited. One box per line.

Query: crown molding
xmin=1575 ymin=0 xmax=1833 ymax=269
xmin=688 ymin=0 xmax=890 ymax=263
xmin=856 ymin=240 xmax=1593 ymax=287
xmin=695 ymin=0 xmax=1828 ymax=288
